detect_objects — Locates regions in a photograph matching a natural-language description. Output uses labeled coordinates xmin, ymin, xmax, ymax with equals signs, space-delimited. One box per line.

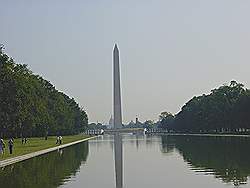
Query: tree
xmin=0 ymin=47 xmax=88 ymax=138
xmin=159 ymin=112 xmax=174 ymax=129
xmin=143 ymin=120 xmax=154 ymax=129
xmin=173 ymin=81 xmax=250 ymax=133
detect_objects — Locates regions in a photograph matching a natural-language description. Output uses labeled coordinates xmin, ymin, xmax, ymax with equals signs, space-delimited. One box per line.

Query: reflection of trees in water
xmin=0 ymin=142 xmax=89 ymax=188
xmin=160 ymin=136 xmax=176 ymax=154
xmin=161 ymin=136 xmax=250 ymax=186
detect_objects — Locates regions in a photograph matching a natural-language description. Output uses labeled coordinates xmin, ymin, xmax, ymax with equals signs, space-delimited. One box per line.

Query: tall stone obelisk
xmin=113 ymin=44 xmax=123 ymax=188
xmin=113 ymin=44 xmax=122 ymax=129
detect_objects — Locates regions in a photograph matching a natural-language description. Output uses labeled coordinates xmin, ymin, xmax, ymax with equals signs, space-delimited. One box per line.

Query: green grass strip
xmin=0 ymin=135 xmax=91 ymax=161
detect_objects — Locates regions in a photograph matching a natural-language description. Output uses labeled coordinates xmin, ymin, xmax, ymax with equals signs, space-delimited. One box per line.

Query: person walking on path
xmin=0 ymin=138 xmax=5 ymax=155
xmin=56 ymin=136 xmax=59 ymax=144
xmin=8 ymin=138 xmax=14 ymax=154
xmin=59 ymin=136 xmax=62 ymax=145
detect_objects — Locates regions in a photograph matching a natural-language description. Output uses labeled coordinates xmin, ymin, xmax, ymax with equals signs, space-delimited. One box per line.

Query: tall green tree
xmin=0 ymin=47 xmax=88 ymax=138
xmin=159 ymin=111 xmax=175 ymax=129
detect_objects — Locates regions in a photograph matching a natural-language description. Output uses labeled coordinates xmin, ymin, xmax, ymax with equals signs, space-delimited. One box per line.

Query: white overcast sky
xmin=1 ymin=0 xmax=250 ymax=123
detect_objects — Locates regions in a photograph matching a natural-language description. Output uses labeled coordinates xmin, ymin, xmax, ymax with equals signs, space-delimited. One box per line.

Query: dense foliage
xmin=158 ymin=112 xmax=175 ymax=129
xmin=160 ymin=81 xmax=250 ymax=133
xmin=0 ymin=46 xmax=88 ymax=138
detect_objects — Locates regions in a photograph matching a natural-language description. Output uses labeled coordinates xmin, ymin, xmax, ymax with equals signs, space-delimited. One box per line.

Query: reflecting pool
xmin=1 ymin=134 xmax=250 ymax=188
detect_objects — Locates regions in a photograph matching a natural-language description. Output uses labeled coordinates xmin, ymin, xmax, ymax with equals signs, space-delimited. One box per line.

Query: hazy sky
xmin=1 ymin=0 xmax=250 ymax=123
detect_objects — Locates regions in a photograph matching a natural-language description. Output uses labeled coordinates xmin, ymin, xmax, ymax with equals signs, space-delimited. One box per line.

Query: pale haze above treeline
xmin=1 ymin=0 xmax=250 ymax=123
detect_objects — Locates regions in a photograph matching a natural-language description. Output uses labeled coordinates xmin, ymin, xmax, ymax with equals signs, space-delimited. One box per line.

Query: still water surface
xmin=1 ymin=134 xmax=250 ymax=188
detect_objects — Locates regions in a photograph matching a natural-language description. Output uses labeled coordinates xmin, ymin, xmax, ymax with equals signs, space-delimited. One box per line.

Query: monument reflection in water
xmin=114 ymin=133 xmax=123 ymax=188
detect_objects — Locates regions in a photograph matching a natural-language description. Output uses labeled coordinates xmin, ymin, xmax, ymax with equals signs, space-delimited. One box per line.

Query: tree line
xmin=0 ymin=45 xmax=88 ymax=138
xmin=160 ymin=81 xmax=250 ymax=133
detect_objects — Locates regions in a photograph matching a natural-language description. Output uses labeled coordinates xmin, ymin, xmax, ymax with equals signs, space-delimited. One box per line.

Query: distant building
xmin=135 ymin=117 xmax=143 ymax=128
xmin=125 ymin=116 xmax=144 ymax=128
xmin=135 ymin=117 xmax=139 ymax=124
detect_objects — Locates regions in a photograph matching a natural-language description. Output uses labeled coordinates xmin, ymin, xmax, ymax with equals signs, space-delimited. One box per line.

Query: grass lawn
xmin=0 ymin=134 xmax=91 ymax=161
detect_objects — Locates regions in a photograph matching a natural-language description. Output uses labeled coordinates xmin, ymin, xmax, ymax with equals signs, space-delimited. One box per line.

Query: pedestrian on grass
xmin=59 ymin=136 xmax=62 ymax=145
xmin=8 ymin=138 xmax=14 ymax=154
xmin=56 ymin=136 xmax=59 ymax=144
xmin=0 ymin=138 xmax=5 ymax=155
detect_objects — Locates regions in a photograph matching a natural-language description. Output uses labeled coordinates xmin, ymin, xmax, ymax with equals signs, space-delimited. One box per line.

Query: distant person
xmin=8 ymin=138 xmax=14 ymax=154
xmin=45 ymin=130 xmax=48 ymax=140
xmin=22 ymin=137 xmax=27 ymax=144
xmin=0 ymin=138 xmax=5 ymax=155
xmin=23 ymin=137 xmax=28 ymax=144
xmin=56 ymin=136 xmax=59 ymax=144
xmin=59 ymin=136 xmax=62 ymax=145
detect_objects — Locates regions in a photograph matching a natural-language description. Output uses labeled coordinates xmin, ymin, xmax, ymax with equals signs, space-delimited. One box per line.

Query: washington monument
xmin=113 ymin=44 xmax=123 ymax=188
xmin=113 ymin=44 xmax=122 ymax=129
